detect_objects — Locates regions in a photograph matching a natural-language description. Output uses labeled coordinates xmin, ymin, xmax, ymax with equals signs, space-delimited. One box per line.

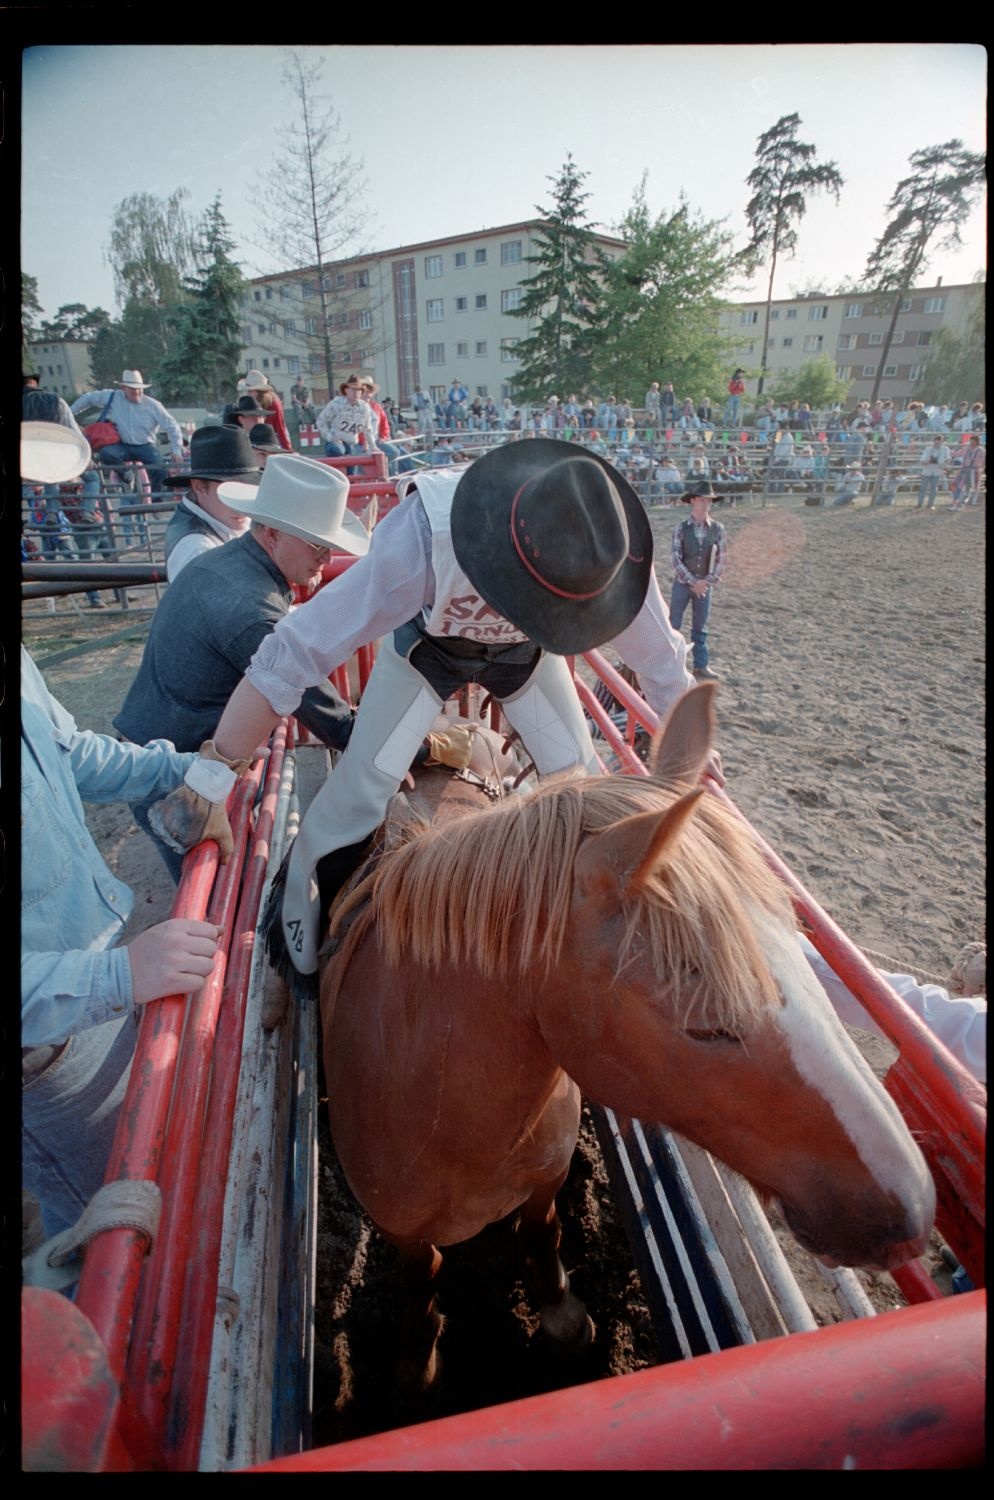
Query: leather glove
xmin=147 ymin=740 xmax=252 ymax=865
xmin=424 ymin=723 xmax=478 ymax=770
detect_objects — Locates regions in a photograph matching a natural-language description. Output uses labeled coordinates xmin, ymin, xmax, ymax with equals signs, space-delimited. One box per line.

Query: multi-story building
xmin=717 ymin=280 xmax=982 ymax=407
xmin=238 ymin=221 xmax=624 ymax=412
xmin=27 ymin=338 xmax=94 ymax=398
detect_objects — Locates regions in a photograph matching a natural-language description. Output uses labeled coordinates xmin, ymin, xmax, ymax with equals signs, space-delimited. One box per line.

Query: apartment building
xmin=238 ymin=221 xmax=624 ymax=411
xmin=717 ymin=280 xmax=981 ymax=407
xmin=27 ymin=338 xmax=94 ymax=398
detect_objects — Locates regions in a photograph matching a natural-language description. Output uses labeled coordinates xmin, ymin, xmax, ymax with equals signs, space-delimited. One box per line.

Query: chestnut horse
xmin=318 ymin=685 xmax=934 ymax=1390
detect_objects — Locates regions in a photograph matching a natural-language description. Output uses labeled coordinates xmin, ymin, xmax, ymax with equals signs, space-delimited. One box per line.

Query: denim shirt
xmin=21 ymin=649 xmax=195 ymax=1046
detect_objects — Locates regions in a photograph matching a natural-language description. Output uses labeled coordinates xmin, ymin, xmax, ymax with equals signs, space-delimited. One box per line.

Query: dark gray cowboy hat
xmin=224 ymin=394 xmax=269 ymax=422
xmin=248 ymin=422 xmax=282 ymax=454
xmin=449 ymin=437 xmax=653 ymax=655
xmin=680 ymin=482 xmax=722 ymax=503
xmin=163 ymin=425 xmax=262 ymax=488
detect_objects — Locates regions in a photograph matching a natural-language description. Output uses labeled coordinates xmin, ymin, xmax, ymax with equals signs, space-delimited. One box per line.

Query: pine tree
xmin=508 ymin=156 xmax=608 ymax=403
xmin=744 ymin=115 xmax=844 ymax=396
xmin=157 ymin=195 xmax=247 ymax=405
xmin=861 ymin=140 xmax=985 ymax=402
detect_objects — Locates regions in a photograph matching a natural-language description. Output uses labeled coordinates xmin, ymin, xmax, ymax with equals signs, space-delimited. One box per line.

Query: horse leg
xmin=395 ymin=1242 xmax=446 ymax=1395
xmin=515 ymin=1189 xmax=594 ymax=1354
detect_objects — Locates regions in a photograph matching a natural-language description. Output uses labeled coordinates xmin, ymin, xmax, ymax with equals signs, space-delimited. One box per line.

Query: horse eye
xmin=686 ymin=1028 xmax=742 ymax=1045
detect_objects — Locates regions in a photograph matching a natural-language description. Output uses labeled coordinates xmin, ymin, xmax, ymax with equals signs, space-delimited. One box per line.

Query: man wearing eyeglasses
xmin=114 ymin=453 xmax=368 ymax=879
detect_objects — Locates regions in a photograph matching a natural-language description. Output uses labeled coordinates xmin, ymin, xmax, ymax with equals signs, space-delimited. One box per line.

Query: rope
xmin=858 ymin=946 xmax=950 ymax=989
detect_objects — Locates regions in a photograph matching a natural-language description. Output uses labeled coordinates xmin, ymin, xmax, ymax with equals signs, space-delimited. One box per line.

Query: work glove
xmin=147 ymin=740 xmax=252 ymax=864
xmin=424 ymin=722 xmax=478 ymax=770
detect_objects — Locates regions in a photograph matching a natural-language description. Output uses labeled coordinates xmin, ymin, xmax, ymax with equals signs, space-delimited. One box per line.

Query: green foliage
xmin=22 ymin=272 xmax=43 ymax=342
xmin=157 ymin=195 xmax=246 ymax=405
xmin=106 ymin=188 xmax=199 ymax=309
xmin=89 ymin=299 xmax=171 ymax=388
xmin=508 ymin=156 xmax=609 ymax=403
xmin=744 ymin=114 xmax=844 ymax=394
xmin=38 ymin=303 xmax=113 ymax=342
xmin=916 ymin=283 xmax=985 ymax=406
xmin=586 ymin=182 xmax=740 ymax=404
xmin=861 ymin=139 xmax=986 ymax=401
xmin=768 ymin=355 xmax=852 ymax=410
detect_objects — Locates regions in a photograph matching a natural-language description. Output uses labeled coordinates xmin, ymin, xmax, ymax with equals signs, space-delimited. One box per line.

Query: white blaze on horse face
xmin=756 ymin=913 xmax=929 ymax=1217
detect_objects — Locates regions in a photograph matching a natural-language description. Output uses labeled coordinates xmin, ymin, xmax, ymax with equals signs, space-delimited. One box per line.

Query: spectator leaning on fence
xmin=70 ymin=369 xmax=184 ymax=495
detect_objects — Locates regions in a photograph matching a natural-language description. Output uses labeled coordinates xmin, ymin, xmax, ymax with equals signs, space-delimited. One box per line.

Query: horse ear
xmin=574 ymin=790 xmax=705 ymax=901
xmin=649 ymin=682 xmax=717 ymax=787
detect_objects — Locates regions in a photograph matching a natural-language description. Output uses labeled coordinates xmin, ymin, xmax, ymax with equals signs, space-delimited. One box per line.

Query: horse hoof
xmin=539 ymin=1293 xmax=595 ymax=1354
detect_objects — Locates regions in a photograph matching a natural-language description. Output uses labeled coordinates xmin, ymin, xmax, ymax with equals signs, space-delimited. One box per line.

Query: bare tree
xmin=862 ymin=140 xmax=986 ymax=402
xmin=744 ymin=114 xmax=844 ymax=396
xmin=250 ymin=50 xmax=371 ymax=400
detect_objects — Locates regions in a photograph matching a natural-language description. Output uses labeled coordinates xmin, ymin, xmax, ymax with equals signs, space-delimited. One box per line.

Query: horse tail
xmin=259 ymin=850 xmax=320 ymax=1003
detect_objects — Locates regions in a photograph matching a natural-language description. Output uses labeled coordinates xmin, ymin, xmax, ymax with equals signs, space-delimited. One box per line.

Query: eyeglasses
xmin=299 ymin=538 xmax=333 ymax=560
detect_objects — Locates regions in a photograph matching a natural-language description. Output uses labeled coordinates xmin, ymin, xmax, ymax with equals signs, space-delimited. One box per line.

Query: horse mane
xmin=324 ymin=773 xmax=796 ymax=1032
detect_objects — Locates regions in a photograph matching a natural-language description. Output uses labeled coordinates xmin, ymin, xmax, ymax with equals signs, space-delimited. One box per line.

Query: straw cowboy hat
xmin=449 ymin=437 xmax=653 ymax=655
xmin=117 ymin=369 xmax=150 ymax=388
xmin=162 ymin=426 xmax=262 ymax=488
xmin=359 ymin=375 xmax=380 ymax=395
xmin=21 ymin=421 xmax=91 ymax=484
xmin=218 ymin=453 xmax=369 ymax=555
xmin=243 ymin=369 xmax=271 ymax=391
xmin=339 ymin=374 xmax=363 ymax=395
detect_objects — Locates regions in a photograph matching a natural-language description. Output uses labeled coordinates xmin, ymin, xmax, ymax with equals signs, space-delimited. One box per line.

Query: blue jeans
xmin=22 ymin=1015 xmax=137 ymax=1239
xmin=669 ymin=580 xmax=713 ymax=670
xmin=98 ymin=440 xmax=165 ymax=496
xmin=916 ymin=470 xmax=943 ymax=508
xmin=724 ymin=396 xmax=742 ymax=426
xmin=378 ymin=438 xmax=415 ymax=475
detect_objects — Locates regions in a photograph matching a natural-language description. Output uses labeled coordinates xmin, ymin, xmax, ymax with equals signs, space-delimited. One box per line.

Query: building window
xmin=357 ymin=270 xmax=370 ymax=288
xmin=456 ymin=341 xmax=469 ymax=358
xmin=767 ymin=337 xmax=776 ymax=347
xmin=861 ymin=364 xmax=877 ymax=376
xmin=837 ymin=333 xmax=856 ymax=351
xmin=288 ymin=356 xmax=300 ymax=374
xmin=782 ymin=337 xmax=793 ymax=348
xmin=740 ymin=310 xmax=759 ymax=325
xmin=785 ymin=308 xmax=797 ymax=320
xmin=254 ymin=290 xmax=262 ymax=302
xmin=908 ymin=364 xmax=925 ymax=381
xmin=803 ymin=335 xmax=824 ymax=352
xmin=836 ymin=366 xmax=852 ymax=381
xmin=427 ymin=298 xmax=444 ymax=322
xmin=808 ymin=305 xmax=828 ymax=321
xmin=430 ymin=385 xmax=446 ymax=404
xmin=262 ymin=358 xmax=270 ymax=370
xmin=891 ymin=331 xmax=905 ymax=344
xmin=770 ymin=309 xmax=780 ymax=321
xmin=500 ymin=240 xmax=522 ymax=266
xmin=305 ymin=316 xmax=318 ymax=335
xmin=923 ymin=296 xmax=946 ymax=314
xmin=844 ymin=302 xmax=862 ymax=318
xmin=265 ymin=287 xmax=273 ymax=300
xmin=425 ymin=255 xmax=442 ymax=279
xmin=428 ymin=343 xmax=445 ymax=365
xmin=899 ymin=297 xmax=912 ymax=313
xmin=321 ymin=275 xmax=332 ymax=291
xmin=918 ymin=331 xmax=932 ymax=346
xmin=309 ymin=354 xmax=324 ymax=374
xmin=454 ymin=251 xmax=467 ymax=269
xmin=239 ymin=293 xmax=248 ymax=308
xmin=868 ymin=332 xmax=885 ymax=345
xmin=476 ymin=341 xmax=487 ymax=355
xmin=284 ymin=320 xmax=296 ymax=336
xmin=358 ymin=309 xmax=372 ymax=330
xmin=302 ymin=280 xmax=315 ymax=298
xmin=455 ymin=296 xmax=468 ymax=312
xmin=273 ymin=358 xmax=281 ymax=369
xmin=476 ymin=386 xmax=488 ymax=397
xmin=474 ymin=248 xmax=487 ymax=264
xmin=475 ymin=294 xmax=487 ymax=309
xmin=501 ymin=288 xmax=523 ymax=314
xmin=883 ymin=364 xmax=898 ymax=377
xmin=279 ymin=284 xmax=292 ymax=301
xmin=257 ymin=323 xmax=266 ymax=336
xmin=335 ymin=273 xmax=349 ymax=289
xmin=243 ymin=325 xmax=253 ymax=343
xmin=500 ymin=338 xmax=520 ymax=362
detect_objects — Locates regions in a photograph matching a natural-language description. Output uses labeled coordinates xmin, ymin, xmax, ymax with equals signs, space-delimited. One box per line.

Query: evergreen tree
xmin=22 ymin=272 xmax=44 ymax=371
xmin=157 ymin=195 xmax=246 ymax=405
xmin=744 ymin=114 xmax=844 ymax=396
xmin=588 ymin=182 xmax=740 ymax=413
xmin=861 ymin=140 xmax=985 ymax=402
xmin=38 ymin=303 xmax=113 ymax=342
xmin=508 ymin=156 xmax=608 ymax=403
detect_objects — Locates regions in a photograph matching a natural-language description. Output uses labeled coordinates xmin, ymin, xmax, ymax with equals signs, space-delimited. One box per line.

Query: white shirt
xmin=246 ymin=477 xmax=694 ymax=722
xmin=166 ymin=499 xmax=247 ymax=582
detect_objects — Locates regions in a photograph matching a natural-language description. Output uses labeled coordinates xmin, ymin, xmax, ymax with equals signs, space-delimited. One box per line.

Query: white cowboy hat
xmin=218 ymin=453 xmax=370 ymax=555
xmin=21 ymin=421 xmax=91 ymax=483
xmin=243 ymin=369 xmax=270 ymax=390
xmin=117 ymin=369 xmax=149 ymax=388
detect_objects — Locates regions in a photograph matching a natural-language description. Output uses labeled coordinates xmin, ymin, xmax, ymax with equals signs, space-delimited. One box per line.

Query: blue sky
xmin=21 ymin=43 xmax=987 ymax=318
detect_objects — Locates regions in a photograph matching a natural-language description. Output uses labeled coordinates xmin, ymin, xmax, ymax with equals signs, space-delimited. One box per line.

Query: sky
xmin=20 ymin=43 xmax=987 ymax=320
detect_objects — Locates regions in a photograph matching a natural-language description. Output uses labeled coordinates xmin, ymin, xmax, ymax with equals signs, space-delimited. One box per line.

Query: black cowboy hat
xmin=449 ymin=437 xmax=653 ymax=655
xmin=248 ymin=422 xmax=282 ymax=454
xmin=680 ymin=482 xmax=723 ymax=503
xmin=224 ymin=394 xmax=268 ymax=422
xmin=163 ymin=425 xmax=262 ymax=488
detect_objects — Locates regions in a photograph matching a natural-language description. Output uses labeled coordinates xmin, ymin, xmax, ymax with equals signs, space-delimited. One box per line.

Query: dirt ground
xmin=23 ymin=493 xmax=982 ymax=1450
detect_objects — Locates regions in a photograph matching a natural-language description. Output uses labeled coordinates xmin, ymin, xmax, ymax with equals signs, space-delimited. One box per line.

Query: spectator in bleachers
xmin=873 ymin=467 xmax=900 ymax=507
xmin=360 ymin=376 xmax=415 ymax=475
xmin=498 ymin=397 xmax=516 ymax=431
xmin=586 ymin=429 xmax=609 ymax=457
xmin=696 ymin=396 xmax=715 ymax=434
xmin=660 ymin=382 xmax=678 ymax=427
xmin=928 ymin=404 xmax=951 ymax=433
xmin=950 ymin=434 xmax=985 ymax=508
xmin=969 ymin=401 xmax=985 ymax=432
xmin=724 ymin=370 xmax=745 ymax=427
xmin=317 ymin=375 xmax=379 ymax=460
xmin=580 ymin=398 xmax=596 ymax=429
xmin=847 ymin=422 xmax=869 ymax=464
xmin=685 ymin=443 xmax=710 ymax=477
xmin=601 ymin=396 xmax=619 ymax=445
xmin=644 ymin=382 xmax=661 ymax=425
xmin=796 ymin=402 xmax=813 ymax=432
xmin=916 ymin=433 xmax=951 ymax=509
xmin=653 ymin=453 xmax=684 ymax=503
xmin=755 ymin=402 xmax=774 ymax=443
xmin=242 ymin=371 xmax=293 ymax=452
xmin=446 ymin=378 xmax=469 ymax=430
xmin=483 ymin=396 xmax=500 ymax=431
